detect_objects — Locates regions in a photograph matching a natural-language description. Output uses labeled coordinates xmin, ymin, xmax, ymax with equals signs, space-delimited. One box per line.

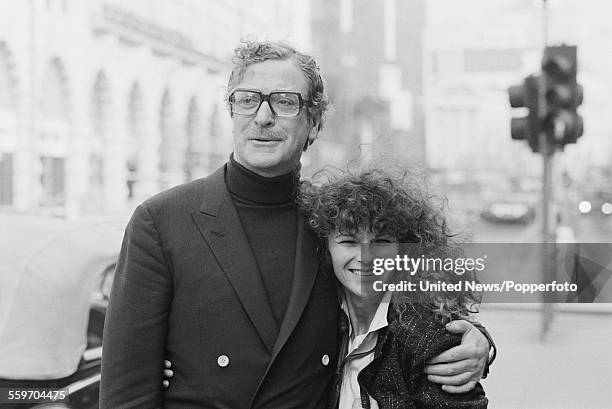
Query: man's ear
xmin=303 ymin=121 xmax=321 ymax=152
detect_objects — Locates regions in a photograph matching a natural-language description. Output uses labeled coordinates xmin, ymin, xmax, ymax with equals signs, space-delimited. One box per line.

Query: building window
xmin=88 ymin=71 xmax=109 ymax=211
xmin=40 ymin=156 xmax=65 ymax=207
xmin=185 ymin=97 xmax=205 ymax=180
xmin=0 ymin=153 xmax=13 ymax=206
xmin=39 ymin=59 xmax=69 ymax=209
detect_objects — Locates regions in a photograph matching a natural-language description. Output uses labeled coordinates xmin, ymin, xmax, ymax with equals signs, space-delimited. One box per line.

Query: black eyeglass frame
xmin=228 ymin=89 xmax=310 ymax=117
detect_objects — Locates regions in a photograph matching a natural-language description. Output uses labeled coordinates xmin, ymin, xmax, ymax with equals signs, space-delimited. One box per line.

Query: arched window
xmin=127 ymin=82 xmax=144 ymax=200
xmin=0 ymin=43 xmax=17 ymax=206
xmin=208 ymin=102 xmax=224 ymax=171
xmin=158 ymin=90 xmax=173 ymax=190
xmin=185 ymin=97 xmax=205 ymax=180
xmin=39 ymin=58 xmax=69 ymax=208
xmin=158 ymin=89 xmax=186 ymax=190
xmin=87 ymin=70 xmax=110 ymax=212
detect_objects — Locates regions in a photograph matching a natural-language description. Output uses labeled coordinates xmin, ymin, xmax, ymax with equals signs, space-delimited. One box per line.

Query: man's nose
xmin=254 ymin=101 xmax=275 ymax=127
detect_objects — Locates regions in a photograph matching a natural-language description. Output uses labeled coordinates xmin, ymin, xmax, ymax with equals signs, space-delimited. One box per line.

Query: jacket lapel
xmin=191 ymin=166 xmax=278 ymax=353
xmin=272 ymin=213 xmax=319 ymax=356
xmin=250 ymin=212 xmax=320 ymax=405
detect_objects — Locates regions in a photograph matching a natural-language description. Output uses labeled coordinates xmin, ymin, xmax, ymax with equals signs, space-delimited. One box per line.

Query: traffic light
xmin=508 ymin=75 xmax=541 ymax=153
xmin=541 ymin=45 xmax=583 ymax=148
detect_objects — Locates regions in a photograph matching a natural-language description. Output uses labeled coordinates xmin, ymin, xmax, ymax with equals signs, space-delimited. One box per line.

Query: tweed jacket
xmin=348 ymin=304 xmax=488 ymax=409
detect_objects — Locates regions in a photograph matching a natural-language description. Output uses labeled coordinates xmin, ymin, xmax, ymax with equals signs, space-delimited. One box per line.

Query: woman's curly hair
xmin=297 ymin=168 xmax=481 ymax=321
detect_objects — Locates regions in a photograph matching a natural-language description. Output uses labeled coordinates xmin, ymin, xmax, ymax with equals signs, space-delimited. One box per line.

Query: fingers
xmin=427 ymin=371 xmax=473 ymax=386
xmin=429 ymin=323 xmax=488 ymax=366
xmin=424 ymin=358 xmax=477 ymax=377
xmin=426 ymin=345 xmax=473 ymax=364
xmin=441 ymin=381 xmax=477 ymax=394
xmin=164 ymin=369 xmax=174 ymax=378
xmin=164 ymin=360 xmax=172 ymax=369
xmin=441 ymin=381 xmax=478 ymax=394
xmin=162 ymin=380 xmax=170 ymax=389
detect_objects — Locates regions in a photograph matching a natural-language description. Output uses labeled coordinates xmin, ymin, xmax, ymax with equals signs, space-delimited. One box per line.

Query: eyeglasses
xmin=229 ymin=89 xmax=309 ymax=117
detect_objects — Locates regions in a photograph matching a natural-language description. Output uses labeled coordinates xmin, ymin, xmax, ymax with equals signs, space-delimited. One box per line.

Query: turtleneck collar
xmin=226 ymin=154 xmax=300 ymax=205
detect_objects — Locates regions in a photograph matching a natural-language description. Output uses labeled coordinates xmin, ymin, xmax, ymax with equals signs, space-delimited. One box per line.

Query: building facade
xmin=309 ymin=0 xmax=426 ymax=171
xmin=0 ymin=0 xmax=304 ymax=218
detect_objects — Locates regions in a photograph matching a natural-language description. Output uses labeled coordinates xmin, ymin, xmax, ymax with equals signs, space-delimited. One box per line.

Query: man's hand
xmin=424 ymin=320 xmax=489 ymax=393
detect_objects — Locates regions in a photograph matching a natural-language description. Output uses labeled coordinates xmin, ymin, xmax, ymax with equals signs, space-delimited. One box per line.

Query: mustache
xmin=244 ymin=127 xmax=288 ymax=141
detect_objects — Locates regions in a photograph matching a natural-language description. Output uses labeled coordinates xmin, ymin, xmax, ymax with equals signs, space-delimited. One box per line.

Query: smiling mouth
xmin=349 ymin=269 xmax=375 ymax=277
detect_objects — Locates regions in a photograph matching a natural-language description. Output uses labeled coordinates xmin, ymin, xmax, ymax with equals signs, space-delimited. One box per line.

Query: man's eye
xmin=238 ymin=97 xmax=255 ymax=105
xmin=277 ymin=98 xmax=297 ymax=106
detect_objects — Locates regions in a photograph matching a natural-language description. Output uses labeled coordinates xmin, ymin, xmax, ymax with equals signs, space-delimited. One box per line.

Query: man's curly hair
xmin=297 ymin=168 xmax=481 ymax=321
xmin=226 ymin=40 xmax=329 ymax=133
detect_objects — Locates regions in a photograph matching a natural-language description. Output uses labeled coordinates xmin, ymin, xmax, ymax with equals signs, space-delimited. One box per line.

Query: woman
xmin=297 ymin=169 xmax=488 ymax=409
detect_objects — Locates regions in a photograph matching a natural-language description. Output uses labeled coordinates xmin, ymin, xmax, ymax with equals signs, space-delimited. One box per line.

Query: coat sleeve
xmin=401 ymin=324 xmax=489 ymax=409
xmin=100 ymin=204 xmax=172 ymax=409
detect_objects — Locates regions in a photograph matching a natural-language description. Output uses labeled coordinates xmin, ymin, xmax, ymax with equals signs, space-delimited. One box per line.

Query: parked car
xmin=480 ymin=195 xmax=536 ymax=225
xmin=0 ymin=214 xmax=123 ymax=409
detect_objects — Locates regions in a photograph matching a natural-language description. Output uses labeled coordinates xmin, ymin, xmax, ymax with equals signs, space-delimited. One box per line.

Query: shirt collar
xmin=340 ymin=291 xmax=392 ymax=338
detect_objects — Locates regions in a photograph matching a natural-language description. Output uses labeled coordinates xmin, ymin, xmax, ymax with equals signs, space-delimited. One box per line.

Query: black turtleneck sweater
xmin=225 ymin=155 xmax=298 ymax=329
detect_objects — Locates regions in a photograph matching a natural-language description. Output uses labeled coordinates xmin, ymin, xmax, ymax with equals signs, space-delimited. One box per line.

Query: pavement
xmin=477 ymin=305 xmax=612 ymax=409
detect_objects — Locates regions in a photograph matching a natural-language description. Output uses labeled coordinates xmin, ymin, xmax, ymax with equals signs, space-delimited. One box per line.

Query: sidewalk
xmin=477 ymin=306 xmax=612 ymax=409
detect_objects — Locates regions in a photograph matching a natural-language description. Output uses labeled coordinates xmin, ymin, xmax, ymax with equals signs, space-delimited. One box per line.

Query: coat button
xmin=321 ymin=354 xmax=330 ymax=366
xmin=217 ymin=355 xmax=230 ymax=367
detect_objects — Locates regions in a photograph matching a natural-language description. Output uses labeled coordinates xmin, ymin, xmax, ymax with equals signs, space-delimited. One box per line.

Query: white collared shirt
xmin=338 ymin=292 xmax=392 ymax=409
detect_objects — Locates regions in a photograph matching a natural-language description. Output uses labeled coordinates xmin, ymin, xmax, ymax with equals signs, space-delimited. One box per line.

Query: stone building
xmin=0 ymin=0 xmax=303 ymax=218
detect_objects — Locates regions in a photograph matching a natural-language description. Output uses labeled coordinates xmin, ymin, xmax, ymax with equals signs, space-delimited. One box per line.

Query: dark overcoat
xmin=100 ymin=165 xmax=340 ymax=409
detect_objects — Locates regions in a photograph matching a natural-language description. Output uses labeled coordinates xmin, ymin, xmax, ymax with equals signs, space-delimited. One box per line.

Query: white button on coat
xmin=217 ymin=355 xmax=230 ymax=367
xmin=321 ymin=354 xmax=330 ymax=366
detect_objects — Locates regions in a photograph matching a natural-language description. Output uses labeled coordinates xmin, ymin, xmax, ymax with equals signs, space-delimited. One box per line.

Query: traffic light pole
xmin=508 ymin=0 xmax=584 ymax=341
xmin=540 ymin=0 xmax=555 ymax=341
xmin=540 ymin=131 xmax=556 ymax=340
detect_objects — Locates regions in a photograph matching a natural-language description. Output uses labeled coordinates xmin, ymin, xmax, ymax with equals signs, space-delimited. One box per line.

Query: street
xmin=448 ymin=196 xmax=612 ymax=407
xmin=478 ymin=306 xmax=612 ymax=409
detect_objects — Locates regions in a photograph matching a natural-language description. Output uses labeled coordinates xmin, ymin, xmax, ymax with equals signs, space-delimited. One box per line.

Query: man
xmin=101 ymin=40 xmax=493 ymax=409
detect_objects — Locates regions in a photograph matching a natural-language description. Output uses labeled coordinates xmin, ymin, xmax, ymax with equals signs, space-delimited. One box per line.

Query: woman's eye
xmin=373 ymin=237 xmax=395 ymax=244
xmin=338 ymin=239 xmax=357 ymax=245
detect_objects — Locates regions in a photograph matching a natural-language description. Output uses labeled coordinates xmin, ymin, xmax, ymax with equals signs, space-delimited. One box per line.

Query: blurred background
xmin=0 ymin=0 xmax=610 ymax=408
xmin=0 ymin=0 xmax=610 ymax=230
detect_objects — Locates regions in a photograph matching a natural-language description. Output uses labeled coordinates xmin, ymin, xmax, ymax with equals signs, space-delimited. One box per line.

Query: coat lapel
xmin=250 ymin=212 xmax=320 ymax=405
xmin=272 ymin=213 xmax=319 ymax=356
xmin=191 ymin=166 xmax=278 ymax=353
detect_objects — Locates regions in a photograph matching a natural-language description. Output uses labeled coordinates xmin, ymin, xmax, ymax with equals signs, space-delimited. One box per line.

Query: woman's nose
xmin=358 ymin=244 xmax=374 ymax=264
